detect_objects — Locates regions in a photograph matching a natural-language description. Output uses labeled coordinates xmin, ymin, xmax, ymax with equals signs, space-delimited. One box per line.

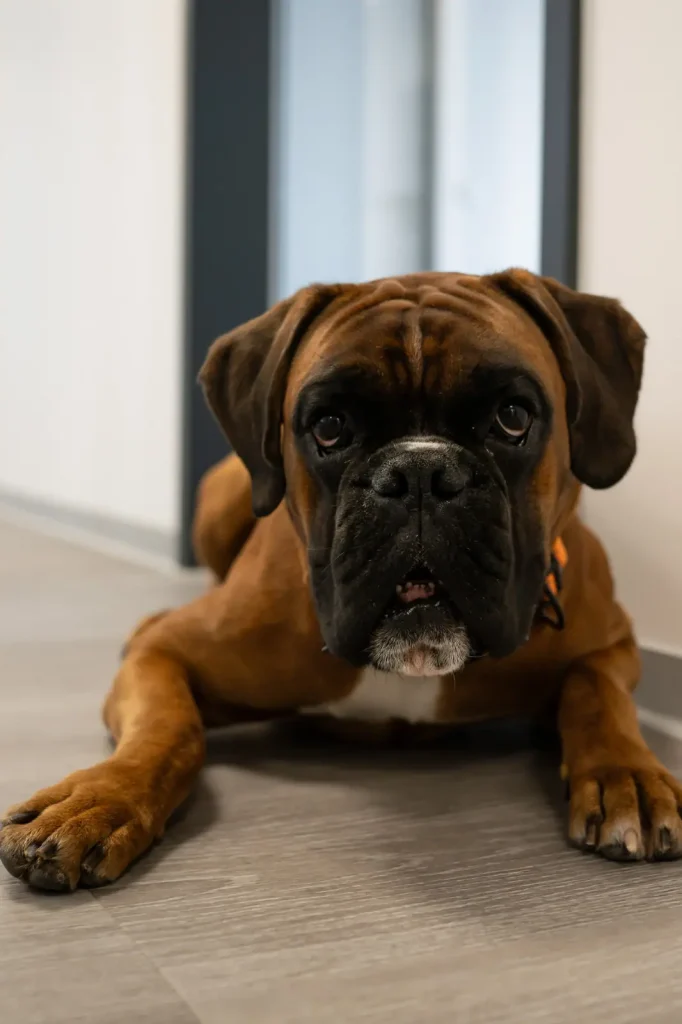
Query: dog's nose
xmin=371 ymin=445 xmax=470 ymax=500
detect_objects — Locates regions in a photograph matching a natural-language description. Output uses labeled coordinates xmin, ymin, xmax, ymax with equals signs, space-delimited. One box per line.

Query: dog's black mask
xmin=291 ymin=311 xmax=554 ymax=675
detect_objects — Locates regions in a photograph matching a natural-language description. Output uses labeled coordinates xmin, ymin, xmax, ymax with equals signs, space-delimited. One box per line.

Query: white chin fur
xmin=369 ymin=624 xmax=471 ymax=677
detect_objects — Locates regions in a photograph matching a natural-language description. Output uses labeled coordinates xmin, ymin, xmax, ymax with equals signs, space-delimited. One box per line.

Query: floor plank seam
xmin=90 ymin=889 xmax=205 ymax=1024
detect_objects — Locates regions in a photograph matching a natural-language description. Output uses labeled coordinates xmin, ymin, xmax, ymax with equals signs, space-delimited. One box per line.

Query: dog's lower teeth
xmin=396 ymin=581 xmax=437 ymax=604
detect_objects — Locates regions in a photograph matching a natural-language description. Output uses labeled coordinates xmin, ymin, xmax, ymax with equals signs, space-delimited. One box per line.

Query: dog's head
xmin=200 ymin=270 xmax=646 ymax=675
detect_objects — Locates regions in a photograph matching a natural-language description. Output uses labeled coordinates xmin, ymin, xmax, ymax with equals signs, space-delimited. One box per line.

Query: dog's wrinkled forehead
xmin=285 ymin=278 xmax=564 ymax=412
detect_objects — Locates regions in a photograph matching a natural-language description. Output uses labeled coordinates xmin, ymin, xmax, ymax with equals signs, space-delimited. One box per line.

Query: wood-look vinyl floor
xmin=1 ymin=518 xmax=681 ymax=1024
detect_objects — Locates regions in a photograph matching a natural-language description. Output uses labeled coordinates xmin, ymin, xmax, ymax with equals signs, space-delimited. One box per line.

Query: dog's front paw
xmin=0 ymin=763 xmax=156 ymax=891
xmin=567 ymin=754 xmax=682 ymax=862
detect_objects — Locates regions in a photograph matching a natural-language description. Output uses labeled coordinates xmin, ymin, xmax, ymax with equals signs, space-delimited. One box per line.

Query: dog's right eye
xmin=311 ymin=413 xmax=348 ymax=449
xmin=491 ymin=402 xmax=533 ymax=444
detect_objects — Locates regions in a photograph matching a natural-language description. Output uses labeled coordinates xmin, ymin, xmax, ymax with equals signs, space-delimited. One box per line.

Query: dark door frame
xmin=179 ymin=0 xmax=582 ymax=564
xmin=179 ymin=0 xmax=272 ymax=565
xmin=540 ymin=0 xmax=581 ymax=287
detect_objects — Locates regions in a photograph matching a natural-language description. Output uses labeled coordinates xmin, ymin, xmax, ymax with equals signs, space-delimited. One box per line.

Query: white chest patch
xmin=303 ymin=668 xmax=445 ymax=724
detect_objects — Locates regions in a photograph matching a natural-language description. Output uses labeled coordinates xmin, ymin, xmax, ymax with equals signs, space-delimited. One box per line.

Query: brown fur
xmin=2 ymin=270 xmax=679 ymax=892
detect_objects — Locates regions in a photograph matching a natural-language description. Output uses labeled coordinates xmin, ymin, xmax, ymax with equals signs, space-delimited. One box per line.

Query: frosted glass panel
xmin=433 ymin=0 xmax=545 ymax=274
xmin=272 ymin=0 xmax=545 ymax=300
xmin=273 ymin=0 xmax=431 ymax=299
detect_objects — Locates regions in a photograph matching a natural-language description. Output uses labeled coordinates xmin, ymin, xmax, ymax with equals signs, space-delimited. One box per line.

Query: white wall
xmin=579 ymin=0 xmax=682 ymax=655
xmin=0 ymin=0 xmax=186 ymax=537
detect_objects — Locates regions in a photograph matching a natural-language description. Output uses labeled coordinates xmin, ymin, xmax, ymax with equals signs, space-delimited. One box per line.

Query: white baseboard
xmin=0 ymin=489 xmax=193 ymax=576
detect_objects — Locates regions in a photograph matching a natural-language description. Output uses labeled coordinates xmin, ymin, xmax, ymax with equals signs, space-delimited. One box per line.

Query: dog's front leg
xmin=559 ymin=635 xmax=682 ymax=861
xmin=0 ymin=650 xmax=205 ymax=891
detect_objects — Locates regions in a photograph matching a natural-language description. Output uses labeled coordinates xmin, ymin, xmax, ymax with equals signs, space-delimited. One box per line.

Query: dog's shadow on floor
xmin=116 ymin=717 xmax=569 ymax=905
xmin=204 ymin=715 xmax=564 ymax=792
xmin=196 ymin=718 xmax=564 ymax=840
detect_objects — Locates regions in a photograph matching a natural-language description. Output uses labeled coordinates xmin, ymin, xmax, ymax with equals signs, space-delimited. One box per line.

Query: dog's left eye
xmin=492 ymin=403 xmax=532 ymax=442
xmin=312 ymin=413 xmax=348 ymax=449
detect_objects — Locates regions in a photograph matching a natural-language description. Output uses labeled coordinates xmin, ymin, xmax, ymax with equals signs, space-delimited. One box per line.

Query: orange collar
xmin=546 ymin=537 xmax=568 ymax=596
xmin=539 ymin=537 xmax=568 ymax=629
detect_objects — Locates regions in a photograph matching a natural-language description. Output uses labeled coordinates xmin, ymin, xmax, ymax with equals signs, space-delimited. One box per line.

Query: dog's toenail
xmin=8 ymin=811 xmax=39 ymax=825
xmin=624 ymin=829 xmax=639 ymax=854
xmin=83 ymin=842 xmax=105 ymax=868
xmin=28 ymin=866 xmax=71 ymax=892
xmin=585 ymin=814 xmax=600 ymax=848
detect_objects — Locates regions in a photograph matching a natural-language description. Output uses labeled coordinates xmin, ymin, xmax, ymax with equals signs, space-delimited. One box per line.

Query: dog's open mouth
xmin=383 ymin=567 xmax=451 ymax=619
xmin=371 ymin=565 xmax=471 ymax=675
xmin=396 ymin=577 xmax=439 ymax=604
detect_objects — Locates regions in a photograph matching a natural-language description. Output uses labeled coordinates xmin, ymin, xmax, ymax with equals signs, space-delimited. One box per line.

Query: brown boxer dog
xmin=3 ymin=269 xmax=681 ymax=893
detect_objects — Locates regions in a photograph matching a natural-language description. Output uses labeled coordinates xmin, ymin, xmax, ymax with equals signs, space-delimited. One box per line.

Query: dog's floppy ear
xmin=200 ymin=284 xmax=342 ymax=516
xmin=489 ymin=268 xmax=647 ymax=488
